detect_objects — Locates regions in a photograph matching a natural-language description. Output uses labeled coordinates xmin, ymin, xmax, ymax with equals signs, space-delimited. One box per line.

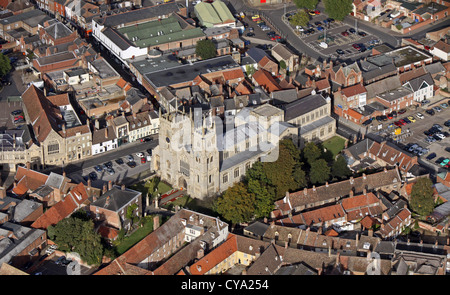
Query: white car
xmin=435 ymin=133 xmax=445 ymax=140
xmin=416 ymin=113 xmax=424 ymax=119
xmin=135 ymin=152 xmax=144 ymax=158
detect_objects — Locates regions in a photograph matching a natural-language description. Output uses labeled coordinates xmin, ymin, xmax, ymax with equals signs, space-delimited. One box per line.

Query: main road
xmin=224 ymin=0 xmax=448 ymax=62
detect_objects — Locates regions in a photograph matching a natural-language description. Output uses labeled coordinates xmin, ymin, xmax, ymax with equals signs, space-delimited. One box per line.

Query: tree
xmin=48 ymin=215 xmax=104 ymax=265
xmin=247 ymin=179 xmax=275 ymax=219
xmin=214 ymin=182 xmax=256 ymax=224
xmin=263 ymin=141 xmax=298 ymax=198
xmin=0 ymin=53 xmax=11 ymax=77
xmin=195 ymin=39 xmax=217 ymax=60
xmin=309 ymin=159 xmax=331 ymax=185
xmin=293 ymin=164 xmax=307 ymax=190
xmin=410 ymin=178 xmax=435 ymax=217
xmin=324 ymin=0 xmax=353 ymax=21
xmin=302 ymin=142 xmax=322 ymax=166
xmin=293 ymin=0 xmax=319 ymax=10
xmin=331 ymin=155 xmax=352 ymax=180
xmin=289 ymin=10 xmax=310 ymax=28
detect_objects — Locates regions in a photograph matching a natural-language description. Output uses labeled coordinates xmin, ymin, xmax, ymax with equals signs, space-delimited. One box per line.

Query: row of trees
xmin=214 ymin=139 xmax=351 ymax=224
xmin=293 ymin=0 xmax=353 ymax=21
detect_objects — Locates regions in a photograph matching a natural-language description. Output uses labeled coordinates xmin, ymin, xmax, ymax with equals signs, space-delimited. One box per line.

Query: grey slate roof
xmin=282 ymin=93 xmax=328 ymax=122
xmin=145 ymin=55 xmax=239 ymax=88
xmin=244 ymin=221 xmax=269 ymax=237
xmin=90 ymin=186 xmax=141 ymax=212
xmin=96 ymin=2 xmax=180 ymax=27
xmin=403 ymin=73 xmax=434 ymax=91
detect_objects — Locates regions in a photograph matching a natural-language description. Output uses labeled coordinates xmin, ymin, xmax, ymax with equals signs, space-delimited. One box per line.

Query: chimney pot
xmin=121 ymin=184 xmax=126 ymax=191
xmin=108 ymin=180 xmax=113 ymax=191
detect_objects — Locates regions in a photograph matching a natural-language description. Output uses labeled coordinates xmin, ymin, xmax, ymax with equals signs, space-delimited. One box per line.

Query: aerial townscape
xmin=0 ymin=0 xmax=449 ymax=280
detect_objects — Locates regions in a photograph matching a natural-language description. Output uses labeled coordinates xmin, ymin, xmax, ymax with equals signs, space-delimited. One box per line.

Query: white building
xmin=403 ymin=73 xmax=434 ymax=102
xmin=430 ymin=40 xmax=450 ymax=61
xmin=91 ymin=126 xmax=118 ymax=155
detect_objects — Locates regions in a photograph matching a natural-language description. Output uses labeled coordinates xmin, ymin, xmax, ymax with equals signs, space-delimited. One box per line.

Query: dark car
xmin=104 ymin=161 xmax=113 ymax=169
xmin=314 ymin=21 xmax=322 ymax=26
xmin=425 ymin=109 xmax=435 ymax=115
xmin=358 ymin=31 xmax=367 ymax=36
xmin=336 ymin=49 xmax=345 ymax=55
xmin=127 ymin=161 xmax=136 ymax=168
xmin=398 ymin=109 xmax=407 ymax=114
xmin=147 ymin=149 xmax=153 ymax=156
xmin=362 ymin=118 xmax=373 ymax=126
xmin=246 ymin=32 xmax=255 ymax=37
xmin=391 ymin=111 xmax=397 ymax=117
xmin=89 ymin=172 xmax=97 ymax=180
xmin=115 ymin=158 xmax=124 ymax=165
xmin=94 ymin=165 xmax=103 ymax=172
xmin=11 ymin=109 xmax=22 ymax=116
xmin=349 ymin=28 xmax=356 ymax=34
xmin=444 ymin=120 xmax=450 ymax=127
xmin=402 ymin=117 xmax=411 ymax=124
xmin=426 ymin=153 xmax=436 ymax=161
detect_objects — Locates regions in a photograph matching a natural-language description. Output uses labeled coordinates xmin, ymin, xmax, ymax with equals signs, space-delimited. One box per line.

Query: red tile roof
xmin=12 ymin=166 xmax=49 ymax=196
xmin=31 ymin=182 xmax=89 ymax=229
xmin=252 ymin=68 xmax=282 ymax=92
xmin=189 ymin=234 xmax=238 ymax=275
xmin=340 ymin=83 xmax=367 ymax=98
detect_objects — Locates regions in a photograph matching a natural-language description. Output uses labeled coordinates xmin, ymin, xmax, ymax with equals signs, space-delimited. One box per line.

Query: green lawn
xmin=322 ymin=136 xmax=346 ymax=158
xmin=115 ymin=217 xmax=154 ymax=255
xmin=130 ymin=179 xmax=173 ymax=199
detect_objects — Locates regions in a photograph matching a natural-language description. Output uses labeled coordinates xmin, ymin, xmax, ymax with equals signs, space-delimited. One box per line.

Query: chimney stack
xmin=304 ymin=187 xmax=308 ymax=195
xmin=121 ymin=184 xmax=126 ymax=191
xmin=108 ymin=180 xmax=113 ymax=191
xmin=26 ymin=162 xmax=31 ymax=170
xmin=349 ymin=190 xmax=354 ymax=197
xmin=153 ymin=215 xmax=160 ymax=231
xmin=87 ymin=178 xmax=92 ymax=188
xmin=368 ymin=228 xmax=373 ymax=237
xmin=0 ymin=187 xmax=5 ymax=199
xmin=102 ymin=183 xmax=107 ymax=194
xmin=105 ymin=127 xmax=108 ymax=138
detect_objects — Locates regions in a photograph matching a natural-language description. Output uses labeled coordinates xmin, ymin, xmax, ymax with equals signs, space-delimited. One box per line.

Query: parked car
xmin=358 ymin=31 xmax=367 ymax=36
xmin=349 ymin=28 xmax=356 ymax=34
xmin=426 ymin=153 xmax=436 ymax=161
xmin=421 ymin=99 xmax=430 ymax=105
xmin=398 ymin=109 xmax=407 ymax=114
xmin=115 ymin=158 xmax=124 ymax=165
xmin=425 ymin=109 xmax=435 ymax=116
xmin=444 ymin=120 xmax=450 ymax=127
xmin=106 ymin=168 xmax=115 ymax=175
xmin=341 ymin=31 xmax=349 ymax=36
xmin=416 ymin=113 xmax=424 ymax=119
xmin=126 ymin=161 xmax=136 ymax=168
xmin=94 ymin=165 xmax=103 ymax=172
xmin=336 ymin=49 xmax=345 ymax=55
xmin=246 ymin=32 xmax=255 ymax=37
xmin=127 ymin=155 xmax=134 ymax=162
xmin=440 ymin=103 xmax=449 ymax=108
xmin=362 ymin=118 xmax=373 ymax=126
xmin=11 ymin=109 xmax=22 ymax=116
xmin=147 ymin=149 xmax=153 ymax=156
xmin=407 ymin=116 xmax=416 ymax=123
xmin=433 ymin=106 xmax=442 ymax=112
xmin=89 ymin=172 xmax=97 ymax=180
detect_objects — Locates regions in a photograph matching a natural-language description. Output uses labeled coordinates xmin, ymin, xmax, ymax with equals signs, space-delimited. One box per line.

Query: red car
xmin=394 ymin=121 xmax=402 ymax=127
xmin=387 ymin=113 xmax=393 ymax=119
xmin=141 ymin=157 xmax=146 ymax=164
xmin=341 ymin=31 xmax=349 ymax=36
xmin=271 ymin=35 xmax=281 ymax=40
xmin=398 ymin=119 xmax=406 ymax=125
xmin=314 ymin=10 xmax=320 ymax=14
xmin=352 ymin=43 xmax=360 ymax=50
